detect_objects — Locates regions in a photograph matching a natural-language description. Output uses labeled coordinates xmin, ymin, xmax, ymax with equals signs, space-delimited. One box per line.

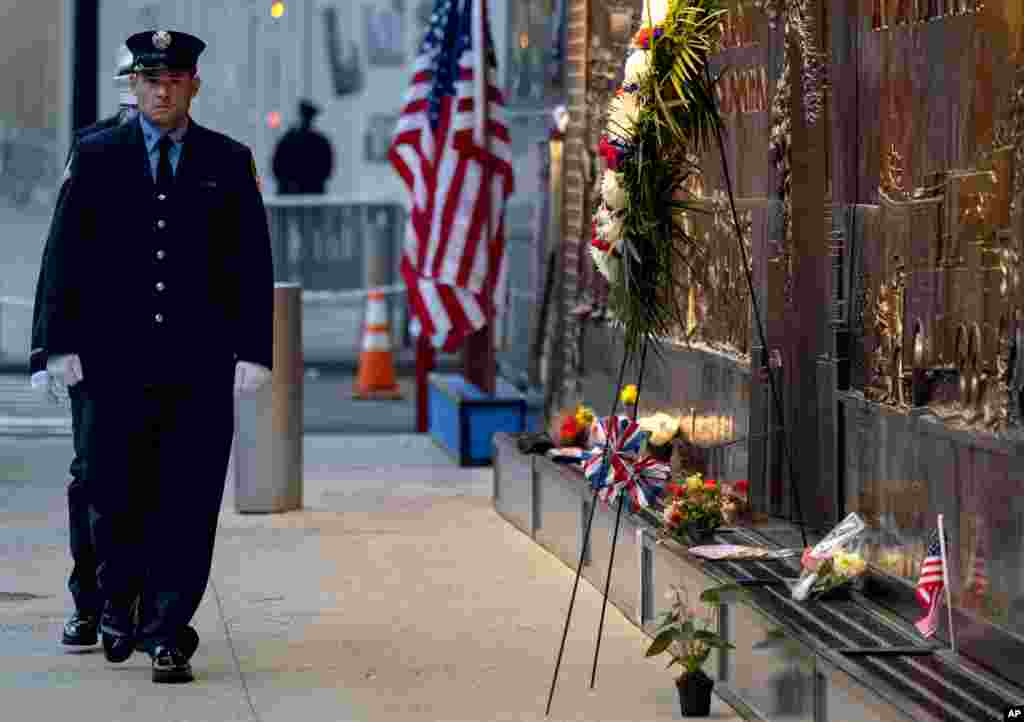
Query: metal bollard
xmin=233 ymin=282 xmax=304 ymax=513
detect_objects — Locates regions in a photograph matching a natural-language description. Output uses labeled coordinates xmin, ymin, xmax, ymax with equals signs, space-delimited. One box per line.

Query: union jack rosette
xmin=583 ymin=415 xmax=668 ymax=509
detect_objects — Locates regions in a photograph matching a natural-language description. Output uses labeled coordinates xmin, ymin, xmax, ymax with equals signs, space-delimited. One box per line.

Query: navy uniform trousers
xmin=88 ymin=373 xmax=234 ymax=648
xmin=31 ymin=109 xmax=136 ymax=619
xmin=33 ymin=115 xmax=273 ymax=650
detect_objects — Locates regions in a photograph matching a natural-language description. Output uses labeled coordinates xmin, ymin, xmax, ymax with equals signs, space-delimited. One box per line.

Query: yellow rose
xmin=833 ymin=552 xmax=851 ymax=576
xmin=686 ymin=474 xmax=703 ymax=493
xmin=575 ymin=405 xmax=594 ymax=426
xmin=620 ymin=384 xmax=638 ymax=405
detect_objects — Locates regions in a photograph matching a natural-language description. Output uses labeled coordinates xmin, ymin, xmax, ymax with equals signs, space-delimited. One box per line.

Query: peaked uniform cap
xmin=127 ymin=30 xmax=206 ymax=72
xmin=114 ymin=44 xmax=135 ymax=78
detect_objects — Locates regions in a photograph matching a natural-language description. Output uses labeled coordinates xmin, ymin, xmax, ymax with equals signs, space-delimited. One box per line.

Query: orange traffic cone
xmin=354 ymin=289 xmax=403 ymax=400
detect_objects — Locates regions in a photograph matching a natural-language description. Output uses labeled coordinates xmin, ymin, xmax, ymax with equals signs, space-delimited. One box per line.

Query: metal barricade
xmin=263 ymin=197 xmax=408 ymax=362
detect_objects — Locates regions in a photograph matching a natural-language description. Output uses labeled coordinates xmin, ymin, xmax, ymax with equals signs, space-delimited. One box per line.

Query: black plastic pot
xmin=683 ymin=521 xmax=718 ymax=546
xmin=676 ymin=669 xmax=714 ymax=717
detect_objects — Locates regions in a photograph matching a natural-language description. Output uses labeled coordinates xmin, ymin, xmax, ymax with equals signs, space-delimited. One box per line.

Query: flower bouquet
xmin=790 ymin=512 xmax=869 ymax=601
xmin=637 ymin=411 xmax=682 ymax=460
xmin=550 ymin=404 xmax=595 ymax=448
xmin=796 ymin=546 xmax=868 ymax=600
xmin=660 ymin=473 xmax=724 ymax=545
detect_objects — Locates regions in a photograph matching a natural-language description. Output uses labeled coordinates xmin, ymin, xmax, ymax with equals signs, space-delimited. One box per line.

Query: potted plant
xmin=660 ymin=473 xmax=725 ymax=545
xmin=644 ymin=583 xmax=744 ymax=717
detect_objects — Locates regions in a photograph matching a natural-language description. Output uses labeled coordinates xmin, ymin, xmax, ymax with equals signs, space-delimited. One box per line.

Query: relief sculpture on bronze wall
xmin=672 ymin=190 xmax=754 ymax=361
xmin=860 ymin=101 xmax=1024 ymax=431
xmin=866 ymin=258 xmax=907 ymax=405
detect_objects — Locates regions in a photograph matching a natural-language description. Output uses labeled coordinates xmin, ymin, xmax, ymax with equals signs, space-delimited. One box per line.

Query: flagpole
xmin=462 ymin=0 xmax=497 ymax=394
xmin=937 ymin=514 xmax=957 ymax=655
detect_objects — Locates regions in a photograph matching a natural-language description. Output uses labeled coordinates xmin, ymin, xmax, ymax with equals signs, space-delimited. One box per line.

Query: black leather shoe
xmin=100 ymin=603 xmax=137 ymax=663
xmin=102 ymin=631 xmax=135 ymax=663
xmin=136 ymin=625 xmax=199 ymax=660
xmin=151 ymin=644 xmax=193 ymax=684
xmin=61 ymin=612 xmax=98 ymax=646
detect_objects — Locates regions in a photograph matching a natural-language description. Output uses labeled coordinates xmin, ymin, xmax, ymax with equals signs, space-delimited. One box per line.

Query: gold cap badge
xmin=152 ymin=31 xmax=172 ymax=50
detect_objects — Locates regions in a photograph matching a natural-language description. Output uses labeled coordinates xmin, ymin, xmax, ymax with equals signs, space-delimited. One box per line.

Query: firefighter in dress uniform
xmin=30 ymin=43 xmax=141 ymax=650
xmin=34 ymin=30 xmax=274 ymax=684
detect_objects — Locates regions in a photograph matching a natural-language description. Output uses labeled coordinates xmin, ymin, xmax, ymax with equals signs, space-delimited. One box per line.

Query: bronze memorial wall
xmin=566 ymin=0 xmax=1024 ymax=688
xmin=830 ymin=0 xmax=1024 ymax=686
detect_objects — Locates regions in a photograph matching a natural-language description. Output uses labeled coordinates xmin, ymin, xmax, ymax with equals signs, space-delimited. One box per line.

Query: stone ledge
xmin=493 ymin=432 xmax=1024 ymax=722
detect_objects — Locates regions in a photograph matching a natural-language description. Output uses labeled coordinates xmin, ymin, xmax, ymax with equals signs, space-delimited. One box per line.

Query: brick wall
xmin=563 ymin=0 xmax=589 ymax=315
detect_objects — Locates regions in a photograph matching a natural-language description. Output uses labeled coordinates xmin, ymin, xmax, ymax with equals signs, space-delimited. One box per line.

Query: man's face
xmin=133 ymin=70 xmax=200 ymax=130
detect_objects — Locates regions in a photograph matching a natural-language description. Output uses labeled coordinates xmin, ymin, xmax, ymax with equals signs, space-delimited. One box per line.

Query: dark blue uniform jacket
xmin=33 ymin=116 xmax=273 ymax=385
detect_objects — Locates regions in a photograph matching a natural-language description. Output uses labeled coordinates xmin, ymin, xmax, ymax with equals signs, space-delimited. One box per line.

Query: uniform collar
xmin=139 ymin=112 xmax=189 ymax=152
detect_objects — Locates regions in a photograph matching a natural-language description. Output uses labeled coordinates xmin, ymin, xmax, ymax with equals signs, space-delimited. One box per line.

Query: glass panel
xmin=728 ymin=602 xmax=815 ymax=721
xmin=506 ymin=0 xmax=560 ymax=108
xmin=825 ymin=663 xmax=915 ymax=722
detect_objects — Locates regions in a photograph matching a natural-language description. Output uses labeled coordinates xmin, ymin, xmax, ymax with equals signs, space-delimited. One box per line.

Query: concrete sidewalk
xmin=0 ymin=434 xmax=741 ymax=721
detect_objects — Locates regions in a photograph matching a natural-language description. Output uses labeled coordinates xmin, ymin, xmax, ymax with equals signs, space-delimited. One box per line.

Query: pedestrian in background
xmin=29 ymin=43 xmax=141 ymax=650
xmin=33 ymin=29 xmax=273 ymax=684
xmin=271 ymin=98 xmax=334 ymax=194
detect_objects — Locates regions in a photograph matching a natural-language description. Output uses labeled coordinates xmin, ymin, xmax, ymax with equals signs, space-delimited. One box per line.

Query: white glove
xmin=46 ymin=354 xmax=84 ymax=387
xmin=234 ymin=360 xmax=272 ymax=395
xmin=30 ymin=370 xmax=50 ymax=391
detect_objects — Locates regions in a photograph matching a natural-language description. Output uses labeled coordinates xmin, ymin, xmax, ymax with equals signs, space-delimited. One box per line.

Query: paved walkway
xmin=0 ymin=433 xmax=741 ymax=721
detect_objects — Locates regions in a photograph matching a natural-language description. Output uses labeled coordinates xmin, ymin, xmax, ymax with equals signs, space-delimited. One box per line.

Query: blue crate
xmin=428 ymin=373 xmax=528 ymax=466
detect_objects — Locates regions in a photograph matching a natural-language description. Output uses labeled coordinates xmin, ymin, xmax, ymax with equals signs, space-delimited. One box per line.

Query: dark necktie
xmin=156 ymin=135 xmax=174 ymax=191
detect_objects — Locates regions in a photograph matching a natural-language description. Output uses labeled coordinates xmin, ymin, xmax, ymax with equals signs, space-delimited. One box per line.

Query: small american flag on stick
xmin=389 ymin=0 xmax=513 ymax=352
xmin=915 ymin=527 xmax=948 ymax=638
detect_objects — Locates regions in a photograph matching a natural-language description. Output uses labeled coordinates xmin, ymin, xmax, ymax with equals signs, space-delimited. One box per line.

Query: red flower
xmin=801 ymin=547 xmax=823 ymax=572
xmin=591 ymin=220 xmax=610 ymax=252
xmin=734 ymin=479 xmax=749 ymax=496
xmin=633 ymin=27 xmax=654 ymax=49
xmin=598 ymin=135 xmax=622 ymax=171
xmin=631 ymin=26 xmax=664 ymax=49
xmin=665 ymin=481 xmax=686 ymax=498
xmin=559 ymin=416 xmax=580 ymax=444
xmin=704 ymin=479 xmax=717 ymax=489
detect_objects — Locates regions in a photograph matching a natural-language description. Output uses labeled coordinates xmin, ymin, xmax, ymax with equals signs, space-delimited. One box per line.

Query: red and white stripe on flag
xmin=915 ymin=529 xmax=945 ymax=638
xmin=389 ymin=0 xmax=513 ymax=352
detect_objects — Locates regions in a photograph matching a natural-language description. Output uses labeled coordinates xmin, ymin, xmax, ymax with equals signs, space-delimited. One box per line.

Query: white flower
xmin=623 ymin=50 xmax=652 ymax=87
xmin=601 ymin=170 xmax=627 ymax=210
xmin=607 ymin=93 xmax=640 ymax=135
xmin=590 ymin=245 xmax=611 ymax=279
xmin=604 ymin=215 xmax=625 ymax=249
xmin=595 ymin=205 xmax=612 ymax=229
xmin=639 ymin=412 xmax=681 ymax=446
xmin=642 ymin=0 xmax=670 ymax=26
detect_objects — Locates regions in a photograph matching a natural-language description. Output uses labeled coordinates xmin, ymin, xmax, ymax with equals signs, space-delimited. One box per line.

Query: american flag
xmin=915 ymin=528 xmax=947 ymax=638
xmin=389 ymin=0 xmax=513 ymax=352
